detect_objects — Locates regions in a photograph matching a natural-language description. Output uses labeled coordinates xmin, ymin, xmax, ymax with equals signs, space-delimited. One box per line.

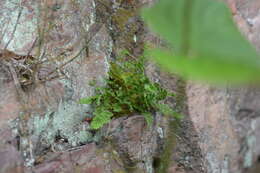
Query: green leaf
xmin=150 ymin=49 xmax=260 ymax=84
xmin=119 ymin=49 xmax=130 ymax=57
xmin=157 ymin=103 xmax=183 ymax=120
xmin=144 ymin=84 xmax=155 ymax=93
xmin=167 ymin=92 xmax=176 ymax=97
xmin=90 ymin=110 xmax=113 ymax=129
xmin=112 ymin=104 xmax=123 ymax=112
xmin=157 ymin=103 xmax=175 ymax=115
xmin=96 ymin=95 xmax=102 ymax=106
xmin=143 ymin=112 xmax=154 ymax=127
xmin=142 ymin=0 xmax=260 ymax=84
xmin=173 ymin=112 xmax=184 ymax=120
xmin=79 ymin=97 xmax=94 ymax=104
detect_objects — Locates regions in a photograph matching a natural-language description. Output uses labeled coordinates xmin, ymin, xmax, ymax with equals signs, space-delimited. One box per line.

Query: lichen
xmin=244 ymin=135 xmax=256 ymax=168
xmin=1 ymin=0 xmax=37 ymax=54
xmin=145 ymin=157 xmax=154 ymax=173
xmin=206 ymin=152 xmax=221 ymax=173
xmin=31 ymin=101 xmax=93 ymax=147
xmin=222 ymin=155 xmax=229 ymax=173
xmin=81 ymin=0 xmax=95 ymax=32
xmin=243 ymin=118 xmax=257 ymax=168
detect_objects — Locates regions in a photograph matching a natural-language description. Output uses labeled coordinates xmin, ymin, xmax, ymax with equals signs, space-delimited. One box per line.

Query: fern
xmin=143 ymin=112 xmax=154 ymax=127
xmin=80 ymin=51 xmax=178 ymax=129
xmin=91 ymin=108 xmax=113 ymax=129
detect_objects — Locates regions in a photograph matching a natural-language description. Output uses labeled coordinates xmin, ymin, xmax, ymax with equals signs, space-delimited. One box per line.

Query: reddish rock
xmin=185 ymin=1 xmax=260 ymax=172
xmin=107 ymin=115 xmax=167 ymax=173
xmin=0 ymin=145 xmax=24 ymax=173
xmin=33 ymin=143 xmax=125 ymax=173
xmin=1 ymin=0 xmax=260 ymax=173
xmin=0 ymin=126 xmax=24 ymax=173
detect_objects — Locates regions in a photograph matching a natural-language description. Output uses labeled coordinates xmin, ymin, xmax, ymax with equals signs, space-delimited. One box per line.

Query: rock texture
xmin=0 ymin=0 xmax=260 ymax=173
xmin=0 ymin=0 xmax=163 ymax=173
xmin=186 ymin=0 xmax=260 ymax=172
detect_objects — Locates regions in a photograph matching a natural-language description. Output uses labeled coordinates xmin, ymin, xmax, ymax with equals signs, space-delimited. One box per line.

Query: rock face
xmin=0 ymin=126 xmax=24 ymax=173
xmin=0 ymin=0 xmax=162 ymax=173
xmin=186 ymin=1 xmax=260 ymax=173
xmin=0 ymin=0 xmax=260 ymax=173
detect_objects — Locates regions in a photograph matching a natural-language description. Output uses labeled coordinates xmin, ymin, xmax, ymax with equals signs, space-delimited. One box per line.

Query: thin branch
xmin=39 ymin=4 xmax=111 ymax=82
xmin=36 ymin=0 xmax=122 ymax=83
xmin=2 ymin=60 xmax=26 ymax=102
xmin=39 ymin=45 xmax=87 ymax=82
xmin=26 ymin=37 xmax=38 ymax=57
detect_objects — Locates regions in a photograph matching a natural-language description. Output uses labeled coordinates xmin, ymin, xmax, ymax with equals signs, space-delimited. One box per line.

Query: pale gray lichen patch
xmin=31 ymin=101 xmax=93 ymax=148
xmin=206 ymin=152 xmax=220 ymax=173
xmin=244 ymin=135 xmax=256 ymax=168
xmin=145 ymin=157 xmax=153 ymax=173
xmin=243 ymin=118 xmax=258 ymax=168
xmin=221 ymin=155 xmax=229 ymax=173
xmin=77 ymin=0 xmax=95 ymax=32
xmin=157 ymin=127 xmax=164 ymax=139
xmin=0 ymin=0 xmax=37 ymax=54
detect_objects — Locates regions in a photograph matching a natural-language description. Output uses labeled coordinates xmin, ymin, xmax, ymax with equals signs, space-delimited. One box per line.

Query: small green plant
xmin=79 ymin=51 xmax=179 ymax=129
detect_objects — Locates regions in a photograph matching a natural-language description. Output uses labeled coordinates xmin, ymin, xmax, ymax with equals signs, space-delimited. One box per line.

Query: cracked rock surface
xmin=0 ymin=0 xmax=260 ymax=173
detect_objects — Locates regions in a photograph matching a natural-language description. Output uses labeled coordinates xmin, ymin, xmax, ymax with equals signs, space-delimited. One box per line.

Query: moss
xmin=156 ymin=78 xmax=186 ymax=173
xmin=244 ymin=135 xmax=256 ymax=168
xmin=156 ymin=119 xmax=178 ymax=173
xmin=113 ymin=170 xmax=126 ymax=173
xmin=110 ymin=7 xmax=142 ymax=54
xmin=111 ymin=8 xmax=136 ymax=33
xmin=1 ymin=0 xmax=38 ymax=54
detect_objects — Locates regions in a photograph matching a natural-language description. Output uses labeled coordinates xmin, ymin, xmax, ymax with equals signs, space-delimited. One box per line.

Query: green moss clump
xmin=111 ymin=8 xmax=136 ymax=33
xmin=156 ymin=79 xmax=186 ymax=173
xmin=79 ymin=51 xmax=179 ymax=129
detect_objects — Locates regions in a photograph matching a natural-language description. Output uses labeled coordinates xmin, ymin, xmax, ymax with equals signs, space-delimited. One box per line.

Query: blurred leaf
xmin=150 ymin=49 xmax=260 ymax=84
xmin=142 ymin=0 xmax=260 ymax=84
xmin=173 ymin=112 xmax=184 ymax=120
